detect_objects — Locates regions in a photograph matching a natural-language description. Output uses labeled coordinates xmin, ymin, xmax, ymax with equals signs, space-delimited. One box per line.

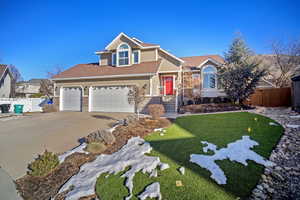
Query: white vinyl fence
xmin=0 ymin=98 xmax=47 ymax=113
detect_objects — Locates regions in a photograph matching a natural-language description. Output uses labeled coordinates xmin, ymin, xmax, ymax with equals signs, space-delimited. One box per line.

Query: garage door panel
xmin=61 ymin=87 xmax=82 ymax=111
xmin=90 ymin=86 xmax=134 ymax=113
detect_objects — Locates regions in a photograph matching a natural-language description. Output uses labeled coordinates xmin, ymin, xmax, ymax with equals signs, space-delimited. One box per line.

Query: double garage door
xmin=60 ymin=86 xmax=135 ymax=113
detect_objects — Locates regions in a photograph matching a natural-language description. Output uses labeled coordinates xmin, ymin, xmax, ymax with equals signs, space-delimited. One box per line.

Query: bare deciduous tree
xmin=46 ymin=66 xmax=64 ymax=79
xmin=267 ymin=39 xmax=300 ymax=87
xmin=40 ymin=79 xmax=53 ymax=98
xmin=8 ymin=64 xmax=23 ymax=97
xmin=41 ymin=66 xmax=64 ymax=98
xmin=128 ymin=84 xmax=147 ymax=119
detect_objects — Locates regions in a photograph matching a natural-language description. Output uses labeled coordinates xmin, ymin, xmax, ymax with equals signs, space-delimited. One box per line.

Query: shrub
xmin=148 ymin=104 xmax=165 ymax=120
xmin=28 ymin=150 xmax=59 ymax=177
xmin=85 ymin=142 xmax=107 ymax=154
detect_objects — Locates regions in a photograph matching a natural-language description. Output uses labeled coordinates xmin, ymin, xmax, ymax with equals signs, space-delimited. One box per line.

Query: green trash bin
xmin=14 ymin=104 xmax=24 ymax=114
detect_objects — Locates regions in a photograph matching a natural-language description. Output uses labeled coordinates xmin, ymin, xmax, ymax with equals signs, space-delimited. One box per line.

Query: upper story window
xmin=202 ymin=65 xmax=217 ymax=89
xmin=132 ymin=50 xmax=140 ymax=64
xmin=118 ymin=43 xmax=130 ymax=66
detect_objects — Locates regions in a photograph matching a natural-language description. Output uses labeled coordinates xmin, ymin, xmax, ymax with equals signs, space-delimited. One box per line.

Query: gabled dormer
xmin=95 ymin=32 xmax=161 ymax=67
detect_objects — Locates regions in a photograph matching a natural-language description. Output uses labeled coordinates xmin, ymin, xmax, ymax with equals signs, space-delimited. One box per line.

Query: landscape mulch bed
xmin=181 ymin=103 xmax=252 ymax=113
xmin=16 ymin=117 xmax=171 ymax=200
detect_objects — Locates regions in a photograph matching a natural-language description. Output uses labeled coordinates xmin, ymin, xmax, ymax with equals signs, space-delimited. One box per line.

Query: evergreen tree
xmin=224 ymin=35 xmax=253 ymax=64
xmin=220 ymin=36 xmax=266 ymax=105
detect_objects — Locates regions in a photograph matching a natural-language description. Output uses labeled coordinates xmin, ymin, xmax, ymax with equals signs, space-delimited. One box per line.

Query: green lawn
xmin=96 ymin=112 xmax=283 ymax=200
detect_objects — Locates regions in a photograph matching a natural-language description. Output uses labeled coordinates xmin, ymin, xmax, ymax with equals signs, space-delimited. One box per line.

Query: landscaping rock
xmin=85 ymin=129 xmax=116 ymax=145
xmin=16 ymin=153 xmax=95 ymax=200
xmin=98 ymin=129 xmax=115 ymax=145
xmin=249 ymin=107 xmax=300 ymax=200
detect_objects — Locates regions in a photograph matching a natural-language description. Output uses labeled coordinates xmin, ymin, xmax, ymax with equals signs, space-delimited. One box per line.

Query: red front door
xmin=164 ymin=77 xmax=174 ymax=95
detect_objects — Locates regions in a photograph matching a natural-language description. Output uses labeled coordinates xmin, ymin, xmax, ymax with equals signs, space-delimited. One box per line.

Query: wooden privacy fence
xmin=244 ymin=88 xmax=291 ymax=107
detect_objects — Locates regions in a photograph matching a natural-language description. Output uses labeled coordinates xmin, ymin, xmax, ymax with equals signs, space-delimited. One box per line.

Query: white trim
xmin=155 ymin=48 xmax=158 ymax=61
xmin=150 ymin=77 xmax=153 ymax=96
xmin=59 ymin=87 xmax=64 ymax=111
xmin=201 ymin=65 xmax=218 ymax=90
xmin=159 ymin=48 xmax=185 ymax=63
xmin=132 ymin=50 xmax=141 ymax=64
xmin=198 ymin=58 xmax=223 ymax=68
xmin=88 ymin=86 xmax=93 ymax=112
xmin=132 ymin=37 xmax=143 ymax=43
xmin=52 ymin=73 xmax=156 ymax=81
xmin=117 ymin=42 xmax=131 ymax=67
xmin=105 ymin=32 xmax=143 ymax=50
xmin=141 ymin=45 xmax=160 ymax=49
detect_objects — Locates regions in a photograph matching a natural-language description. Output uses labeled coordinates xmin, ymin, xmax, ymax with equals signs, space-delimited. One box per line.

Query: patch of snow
xmin=269 ymin=122 xmax=279 ymax=126
xmin=58 ymin=137 xmax=168 ymax=200
xmin=159 ymin=163 xmax=170 ymax=171
xmin=154 ymin=128 xmax=164 ymax=132
xmin=286 ymin=124 xmax=300 ymax=129
xmin=201 ymin=141 xmax=217 ymax=153
xmin=190 ymin=136 xmax=273 ymax=185
xmin=178 ymin=167 xmax=185 ymax=175
xmin=290 ymin=115 xmax=300 ymax=119
xmin=108 ymin=124 xmax=120 ymax=133
xmin=138 ymin=182 xmax=162 ymax=200
xmin=150 ymin=169 xmax=158 ymax=178
xmin=58 ymin=143 xmax=88 ymax=163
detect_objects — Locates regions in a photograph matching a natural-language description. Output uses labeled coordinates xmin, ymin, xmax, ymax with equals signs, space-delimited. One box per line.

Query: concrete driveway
xmin=0 ymin=112 xmax=129 ymax=179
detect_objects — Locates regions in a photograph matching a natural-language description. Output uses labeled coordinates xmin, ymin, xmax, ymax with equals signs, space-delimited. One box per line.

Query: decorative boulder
xmin=98 ymin=129 xmax=116 ymax=145
xmin=85 ymin=131 xmax=105 ymax=144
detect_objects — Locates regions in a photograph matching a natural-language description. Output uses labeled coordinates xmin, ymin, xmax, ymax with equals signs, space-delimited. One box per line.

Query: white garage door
xmin=90 ymin=86 xmax=135 ymax=112
xmin=60 ymin=87 xmax=82 ymax=111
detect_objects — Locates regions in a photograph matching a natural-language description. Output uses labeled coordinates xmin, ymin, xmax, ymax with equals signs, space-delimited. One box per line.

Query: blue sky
xmin=1 ymin=0 xmax=299 ymax=80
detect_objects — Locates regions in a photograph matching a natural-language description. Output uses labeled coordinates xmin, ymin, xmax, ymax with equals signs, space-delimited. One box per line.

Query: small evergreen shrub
xmin=148 ymin=104 xmax=165 ymax=120
xmin=28 ymin=150 xmax=59 ymax=177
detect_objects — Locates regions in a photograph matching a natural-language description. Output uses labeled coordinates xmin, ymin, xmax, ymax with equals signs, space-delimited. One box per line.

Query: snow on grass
xmin=138 ymin=182 xmax=162 ymax=200
xmin=58 ymin=143 xmax=88 ymax=163
xmin=190 ymin=136 xmax=273 ymax=185
xmin=58 ymin=137 xmax=165 ymax=200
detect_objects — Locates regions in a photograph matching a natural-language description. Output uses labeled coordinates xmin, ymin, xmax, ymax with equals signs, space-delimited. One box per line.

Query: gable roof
xmin=105 ymin=32 xmax=144 ymax=50
xmin=52 ymin=60 xmax=161 ymax=80
xmin=181 ymin=55 xmax=224 ymax=69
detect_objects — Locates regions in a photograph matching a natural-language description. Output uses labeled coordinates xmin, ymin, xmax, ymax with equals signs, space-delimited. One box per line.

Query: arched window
xmin=202 ymin=66 xmax=217 ymax=89
xmin=118 ymin=43 xmax=130 ymax=66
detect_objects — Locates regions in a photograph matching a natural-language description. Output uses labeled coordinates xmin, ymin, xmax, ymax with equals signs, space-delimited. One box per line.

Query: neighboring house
xmin=52 ymin=32 xmax=226 ymax=113
xmin=0 ymin=65 xmax=14 ymax=98
xmin=15 ymin=79 xmax=46 ymax=98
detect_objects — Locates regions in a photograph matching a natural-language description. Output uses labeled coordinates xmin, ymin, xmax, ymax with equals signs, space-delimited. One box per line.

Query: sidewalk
xmin=0 ymin=167 xmax=22 ymax=200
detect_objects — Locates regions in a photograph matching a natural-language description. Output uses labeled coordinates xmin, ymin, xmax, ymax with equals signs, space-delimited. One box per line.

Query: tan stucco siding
xmin=100 ymin=53 xmax=111 ymax=66
xmin=140 ymin=49 xmax=156 ymax=62
xmin=151 ymin=74 xmax=160 ymax=96
xmin=54 ymin=76 xmax=151 ymax=96
xmin=157 ymin=50 xmax=180 ymax=72
xmin=107 ymin=35 xmax=140 ymax=50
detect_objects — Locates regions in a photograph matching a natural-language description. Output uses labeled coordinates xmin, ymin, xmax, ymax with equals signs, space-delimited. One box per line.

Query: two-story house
xmin=52 ymin=32 xmax=225 ymax=113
